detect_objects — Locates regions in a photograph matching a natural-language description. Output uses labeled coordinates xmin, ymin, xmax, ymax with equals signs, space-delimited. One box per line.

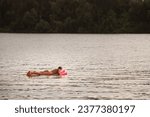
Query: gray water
xmin=0 ymin=34 xmax=150 ymax=99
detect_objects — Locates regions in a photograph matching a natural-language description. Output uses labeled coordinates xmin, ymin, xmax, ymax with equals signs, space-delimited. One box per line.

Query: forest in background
xmin=0 ymin=0 xmax=150 ymax=33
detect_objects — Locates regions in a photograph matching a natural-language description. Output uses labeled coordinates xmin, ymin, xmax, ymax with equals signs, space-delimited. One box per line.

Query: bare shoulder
xmin=51 ymin=69 xmax=59 ymax=74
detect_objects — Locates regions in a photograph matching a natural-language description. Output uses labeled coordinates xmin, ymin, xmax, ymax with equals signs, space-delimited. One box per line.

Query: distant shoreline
xmin=0 ymin=32 xmax=150 ymax=34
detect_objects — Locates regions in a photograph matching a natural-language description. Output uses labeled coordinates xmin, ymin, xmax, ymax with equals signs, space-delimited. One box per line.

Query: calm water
xmin=0 ymin=34 xmax=150 ymax=99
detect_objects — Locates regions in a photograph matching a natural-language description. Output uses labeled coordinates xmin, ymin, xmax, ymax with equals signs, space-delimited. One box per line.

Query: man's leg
xmin=27 ymin=71 xmax=40 ymax=76
xmin=27 ymin=70 xmax=52 ymax=77
xmin=32 ymin=71 xmax=41 ymax=75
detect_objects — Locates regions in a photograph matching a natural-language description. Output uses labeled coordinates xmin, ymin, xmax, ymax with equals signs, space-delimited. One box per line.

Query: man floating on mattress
xmin=27 ymin=66 xmax=67 ymax=77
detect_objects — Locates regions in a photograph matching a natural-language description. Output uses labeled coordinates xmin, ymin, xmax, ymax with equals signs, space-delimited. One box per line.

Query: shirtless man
xmin=27 ymin=66 xmax=63 ymax=77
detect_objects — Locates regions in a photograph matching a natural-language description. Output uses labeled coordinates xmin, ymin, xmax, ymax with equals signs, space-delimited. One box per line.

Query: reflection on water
xmin=0 ymin=34 xmax=150 ymax=99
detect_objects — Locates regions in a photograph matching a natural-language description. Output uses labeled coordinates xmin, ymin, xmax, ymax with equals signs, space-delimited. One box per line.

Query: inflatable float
xmin=26 ymin=70 xmax=68 ymax=77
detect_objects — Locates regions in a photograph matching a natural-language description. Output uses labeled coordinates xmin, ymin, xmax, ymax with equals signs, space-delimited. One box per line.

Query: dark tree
xmin=0 ymin=0 xmax=149 ymax=33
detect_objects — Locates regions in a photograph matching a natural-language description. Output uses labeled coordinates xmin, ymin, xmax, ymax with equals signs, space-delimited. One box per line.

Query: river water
xmin=0 ymin=34 xmax=150 ymax=99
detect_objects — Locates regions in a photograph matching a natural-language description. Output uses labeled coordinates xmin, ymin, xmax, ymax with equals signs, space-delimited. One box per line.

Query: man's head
xmin=58 ymin=66 xmax=62 ymax=70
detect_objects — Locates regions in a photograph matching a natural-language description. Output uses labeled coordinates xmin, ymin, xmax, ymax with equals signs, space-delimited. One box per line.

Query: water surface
xmin=0 ymin=34 xmax=150 ymax=99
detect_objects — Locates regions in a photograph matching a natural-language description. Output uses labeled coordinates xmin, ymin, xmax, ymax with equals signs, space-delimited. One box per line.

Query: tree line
xmin=0 ymin=0 xmax=150 ymax=33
